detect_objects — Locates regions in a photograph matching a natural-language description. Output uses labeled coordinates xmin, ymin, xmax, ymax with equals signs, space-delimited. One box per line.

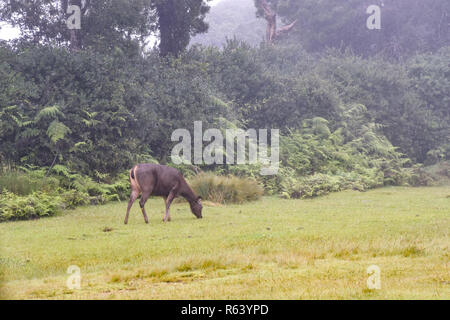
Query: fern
xmin=46 ymin=120 xmax=71 ymax=143
xmin=20 ymin=120 xmax=33 ymax=127
xmin=210 ymin=96 xmax=229 ymax=109
xmin=81 ymin=111 xmax=100 ymax=127
xmin=51 ymin=164 xmax=71 ymax=177
xmin=69 ymin=141 xmax=91 ymax=153
xmin=19 ymin=128 xmax=40 ymax=139
xmin=35 ymin=105 xmax=63 ymax=122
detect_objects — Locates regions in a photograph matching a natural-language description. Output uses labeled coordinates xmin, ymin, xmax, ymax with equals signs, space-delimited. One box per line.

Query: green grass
xmin=0 ymin=187 xmax=449 ymax=299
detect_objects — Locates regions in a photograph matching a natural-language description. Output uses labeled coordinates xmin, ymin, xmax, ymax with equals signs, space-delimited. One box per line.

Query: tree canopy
xmin=0 ymin=0 xmax=212 ymax=56
xmin=153 ymin=0 xmax=211 ymax=56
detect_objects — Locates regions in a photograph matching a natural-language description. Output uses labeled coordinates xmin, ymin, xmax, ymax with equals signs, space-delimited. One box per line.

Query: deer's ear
xmin=197 ymin=196 xmax=202 ymax=203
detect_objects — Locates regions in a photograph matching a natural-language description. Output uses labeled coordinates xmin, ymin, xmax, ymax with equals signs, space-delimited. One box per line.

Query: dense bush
xmin=0 ymin=165 xmax=132 ymax=221
xmin=0 ymin=169 xmax=59 ymax=195
xmin=419 ymin=161 xmax=450 ymax=186
xmin=1 ymin=33 xmax=448 ymax=221
xmin=197 ymin=42 xmax=449 ymax=164
xmin=1 ymin=42 xmax=448 ymax=176
xmin=0 ymin=45 xmax=227 ymax=175
xmin=313 ymin=50 xmax=450 ymax=163
xmin=0 ymin=190 xmax=63 ymax=222
xmin=190 ymin=172 xmax=263 ymax=204
xmin=226 ymin=104 xmax=431 ymax=199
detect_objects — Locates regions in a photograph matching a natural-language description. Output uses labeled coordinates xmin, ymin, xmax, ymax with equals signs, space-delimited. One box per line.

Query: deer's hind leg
xmin=139 ymin=190 xmax=152 ymax=224
xmin=124 ymin=190 xmax=140 ymax=225
xmin=125 ymin=168 xmax=141 ymax=225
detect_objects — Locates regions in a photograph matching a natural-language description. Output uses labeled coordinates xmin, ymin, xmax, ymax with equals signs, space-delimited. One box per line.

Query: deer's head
xmin=189 ymin=196 xmax=203 ymax=219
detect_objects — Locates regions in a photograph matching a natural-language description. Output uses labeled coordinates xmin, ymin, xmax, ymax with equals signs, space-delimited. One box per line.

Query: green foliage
xmin=313 ymin=50 xmax=450 ymax=163
xmin=190 ymin=172 xmax=264 ymax=204
xmin=153 ymin=0 xmax=211 ymax=56
xmin=0 ymin=169 xmax=59 ymax=196
xmin=2 ymin=41 xmax=447 ymax=179
xmin=290 ymin=174 xmax=355 ymax=199
xmin=0 ymin=190 xmax=63 ymax=222
xmin=48 ymin=165 xmax=130 ymax=202
xmin=407 ymin=48 xmax=450 ymax=164
xmin=255 ymin=105 xmax=428 ymax=198
xmin=418 ymin=161 xmax=450 ymax=186
xmin=61 ymin=190 xmax=90 ymax=209
xmin=0 ymin=46 xmax=149 ymax=175
xmin=0 ymin=12 xmax=448 ymax=217
xmin=0 ymin=0 xmax=157 ymax=55
xmin=0 ymin=166 xmax=132 ymax=221
xmin=254 ymin=0 xmax=449 ymax=58
xmin=46 ymin=120 xmax=71 ymax=144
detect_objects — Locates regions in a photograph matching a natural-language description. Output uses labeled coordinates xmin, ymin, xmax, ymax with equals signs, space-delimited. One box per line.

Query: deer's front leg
xmin=163 ymin=193 xmax=175 ymax=222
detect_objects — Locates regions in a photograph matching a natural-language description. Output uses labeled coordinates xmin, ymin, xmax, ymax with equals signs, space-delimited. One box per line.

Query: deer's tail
xmin=129 ymin=165 xmax=142 ymax=193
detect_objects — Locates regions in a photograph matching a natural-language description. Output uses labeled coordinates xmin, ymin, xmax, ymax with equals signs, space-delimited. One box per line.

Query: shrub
xmin=288 ymin=172 xmax=382 ymax=199
xmin=103 ymin=173 xmax=132 ymax=201
xmin=0 ymin=166 xmax=132 ymax=222
xmin=289 ymin=174 xmax=344 ymax=199
xmin=61 ymin=190 xmax=90 ymax=209
xmin=190 ymin=173 xmax=263 ymax=204
xmin=0 ymin=169 xmax=59 ymax=196
xmin=411 ymin=161 xmax=450 ymax=186
xmin=49 ymin=165 xmax=130 ymax=202
xmin=0 ymin=190 xmax=63 ymax=222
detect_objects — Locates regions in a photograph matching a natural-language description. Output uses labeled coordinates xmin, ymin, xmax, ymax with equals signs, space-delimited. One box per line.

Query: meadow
xmin=0 ymin=187 xmax=449 ymax=300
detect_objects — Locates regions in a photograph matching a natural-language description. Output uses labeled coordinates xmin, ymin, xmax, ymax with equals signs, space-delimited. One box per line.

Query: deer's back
xmin=135 ymin=163 xmax=185 ymax=196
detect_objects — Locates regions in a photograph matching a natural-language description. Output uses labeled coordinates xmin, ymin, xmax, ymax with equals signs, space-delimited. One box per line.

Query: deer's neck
xmin=180 ymin=179 xmax=197 ymax=202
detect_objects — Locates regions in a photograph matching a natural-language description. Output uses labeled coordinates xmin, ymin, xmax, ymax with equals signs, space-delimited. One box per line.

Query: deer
xmin=124 ymin=163 xmax=203 ymax=224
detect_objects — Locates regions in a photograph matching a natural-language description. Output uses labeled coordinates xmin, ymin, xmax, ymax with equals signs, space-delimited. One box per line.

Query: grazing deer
xmin=124 ymin=164 xmax=203 ymax=224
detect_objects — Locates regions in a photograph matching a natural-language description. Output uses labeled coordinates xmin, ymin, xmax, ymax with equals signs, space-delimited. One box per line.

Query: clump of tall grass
xmin=190 ymin=173 xmax=263 ymax=204
xmin=0 ymin=169 xmax=59 ymax=195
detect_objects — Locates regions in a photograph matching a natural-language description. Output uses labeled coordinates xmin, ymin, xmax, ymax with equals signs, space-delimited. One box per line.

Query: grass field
xmin=0 ymin=187 xmax=449 ymax=300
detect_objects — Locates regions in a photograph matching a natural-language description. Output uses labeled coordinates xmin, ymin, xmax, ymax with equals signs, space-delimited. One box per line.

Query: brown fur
xmin=124 ymin=164 xmax=203 ymax=224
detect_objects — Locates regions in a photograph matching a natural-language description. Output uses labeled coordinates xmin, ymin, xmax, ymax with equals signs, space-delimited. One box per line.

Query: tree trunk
xmin=258 ymin=0 xmax=297 ymax=44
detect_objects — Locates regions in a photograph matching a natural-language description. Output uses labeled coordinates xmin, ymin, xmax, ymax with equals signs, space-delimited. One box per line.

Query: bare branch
xmin=258 ymin=0 xmax=297 ymax=44
xmin=276 ymin=19 xmax=298 ymax=37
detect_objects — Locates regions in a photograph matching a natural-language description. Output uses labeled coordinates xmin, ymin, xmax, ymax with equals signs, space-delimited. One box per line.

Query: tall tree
xmin=152 ymin=0 xmax=211 ymax=56
xmin=0 ymin=0 xmax=157 ymax=54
